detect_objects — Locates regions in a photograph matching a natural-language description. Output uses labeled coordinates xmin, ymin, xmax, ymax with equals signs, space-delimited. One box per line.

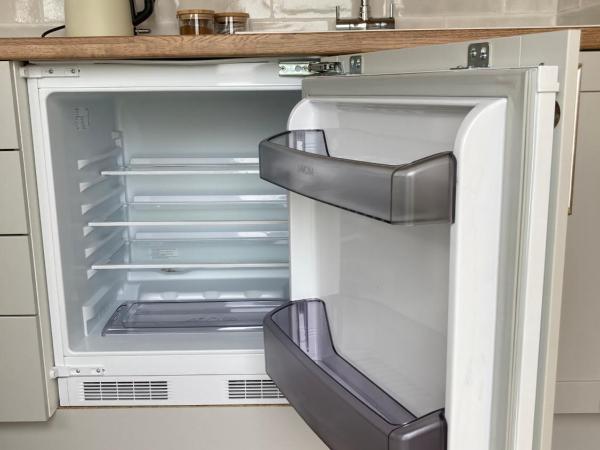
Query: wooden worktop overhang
xmin=0 ymin=26 xmax=599 ymax=61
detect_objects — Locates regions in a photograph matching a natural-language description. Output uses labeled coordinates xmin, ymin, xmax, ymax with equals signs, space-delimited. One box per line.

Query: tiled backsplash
xmin=558 ymin=0 xmax=600 ymax=24
xmin=0 ymin=0 xmax=592 ymax=37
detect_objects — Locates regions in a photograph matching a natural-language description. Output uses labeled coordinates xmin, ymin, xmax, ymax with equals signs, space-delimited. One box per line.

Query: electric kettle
xmin=65 ymin=0 xmax=155 ymax=37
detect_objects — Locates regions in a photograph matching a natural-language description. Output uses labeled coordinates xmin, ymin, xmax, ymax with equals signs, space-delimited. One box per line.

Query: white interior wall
xmin=44 ymin=90 xmax=300 ymax=354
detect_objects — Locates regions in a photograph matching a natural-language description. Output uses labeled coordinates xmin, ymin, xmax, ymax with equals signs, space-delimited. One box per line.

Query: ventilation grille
xmin=228 ymin=379 xmax=285 ymax=400
xmin=82 ymin=381 xmax=169 ymax=401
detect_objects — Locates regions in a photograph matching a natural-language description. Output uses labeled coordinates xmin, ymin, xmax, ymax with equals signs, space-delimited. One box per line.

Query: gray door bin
xmin=263 ymin=300 xmax=446 ymax=450
xmin=259 ymin=130 xmax=456 ymax=224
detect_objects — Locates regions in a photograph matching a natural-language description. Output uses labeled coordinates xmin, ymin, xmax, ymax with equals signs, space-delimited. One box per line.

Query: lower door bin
xmin=263 ymin=299 xmax=446 ymax=450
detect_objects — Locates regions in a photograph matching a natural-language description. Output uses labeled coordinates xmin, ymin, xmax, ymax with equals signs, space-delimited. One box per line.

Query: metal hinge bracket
xmin=50 ymin=366 xmax=106 ymax=379
xmin=452 ymin=42 xmax=490 ymax=70
xmin=279 ymin=61 xmax=343 ymax=77
xmin=20 ymin=66 xmax=81 ymax=79
xmin=467 ymin=42 xmax=490 ymax=68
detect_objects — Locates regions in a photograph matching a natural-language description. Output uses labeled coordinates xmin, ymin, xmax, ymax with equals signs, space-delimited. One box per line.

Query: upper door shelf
xmin=259 ymin=130 xmax=456 ymax=224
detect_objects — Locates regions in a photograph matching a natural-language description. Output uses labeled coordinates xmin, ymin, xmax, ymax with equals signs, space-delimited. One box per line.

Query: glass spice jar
xmin=215 ymin=12 xmax=249 ymax=34
xmin=177 ymin=9 xmax=215 ymax=35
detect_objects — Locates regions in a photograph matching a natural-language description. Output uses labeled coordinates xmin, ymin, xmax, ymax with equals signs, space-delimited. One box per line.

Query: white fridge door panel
xmin=260 ymin=30 xmax=580 ymax=450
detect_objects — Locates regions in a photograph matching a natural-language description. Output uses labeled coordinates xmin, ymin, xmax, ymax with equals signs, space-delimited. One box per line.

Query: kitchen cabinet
xmin=0 ymin=152 xmax=28 ymax=234
xmin=553 ymin=51 xmax=600 ymax=450
xmin=0 ymin=236 xmax=36 ymax=315
xmin=0 ymin=62 xmax=57 ymax=422
xmin=0 ymin=317 xmax=52 ymax=422
xmin=0 ymin=61 xmax=18 ymax=149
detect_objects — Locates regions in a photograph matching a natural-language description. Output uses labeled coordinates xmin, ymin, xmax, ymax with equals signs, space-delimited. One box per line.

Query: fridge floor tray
xmin=102 ymin=299 xmax=287 ymax=335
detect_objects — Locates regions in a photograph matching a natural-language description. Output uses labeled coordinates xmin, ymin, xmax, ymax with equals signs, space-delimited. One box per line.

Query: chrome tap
xmin=336 ymin=0 xmax=395 ymax=31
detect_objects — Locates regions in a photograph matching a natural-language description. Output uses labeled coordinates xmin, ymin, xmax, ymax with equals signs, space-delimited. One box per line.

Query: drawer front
xmin=0 ymin=151 xmax=28 ymax=234
xmin=0 ymin=317 xmax=51 ymax=421
xmin=0 ymin=236 xmax=36 ymax=315
xmin=0 ymin=62 xmax=18 ymax=149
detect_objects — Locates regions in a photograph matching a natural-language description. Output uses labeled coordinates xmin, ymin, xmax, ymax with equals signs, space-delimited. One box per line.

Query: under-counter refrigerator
xmin=23 ymin=30 xmax=581 ymax=450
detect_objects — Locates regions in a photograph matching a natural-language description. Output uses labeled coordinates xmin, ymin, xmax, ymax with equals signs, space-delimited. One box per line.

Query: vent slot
xmin=228 ymin=379 xmax=285 ymax=400
xmin=82 ymin=380 xmax=169 ymax=401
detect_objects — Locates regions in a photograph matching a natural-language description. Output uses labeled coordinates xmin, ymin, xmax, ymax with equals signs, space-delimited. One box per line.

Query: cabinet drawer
xmin=0 ymin=151 xmax=28 ymax=234
xmin=0 ymin=62 xmax=18 ymax=149
xmin=0 ymin=236 xmax=36 ymax=315
xmin=0 ymin=317 xmax=51 ymax=422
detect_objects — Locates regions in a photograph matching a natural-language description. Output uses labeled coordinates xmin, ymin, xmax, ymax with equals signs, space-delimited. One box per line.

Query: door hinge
xmin=279 ymin=61 xmax=343 ymax=77
xmin=50 ymin=366 xmax=106 ymax=379
xmin=451 ymin=42 xmax=490 ymax=70
xmin=20 ymin=66 xmax=81 ymax=79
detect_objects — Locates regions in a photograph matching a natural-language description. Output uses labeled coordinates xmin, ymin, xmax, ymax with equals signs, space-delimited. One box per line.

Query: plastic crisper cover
xmin=264 ymin=300 xmax=446 ymax=450
xmin=103 ymin=300 xmax=286 ymax=335
xmin=259 ymin=130 xmax=456 ymax=224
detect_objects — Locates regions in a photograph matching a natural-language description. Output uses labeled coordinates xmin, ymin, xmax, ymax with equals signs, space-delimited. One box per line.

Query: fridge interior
xmin=44 ymin=89 xmax=301 ymax=354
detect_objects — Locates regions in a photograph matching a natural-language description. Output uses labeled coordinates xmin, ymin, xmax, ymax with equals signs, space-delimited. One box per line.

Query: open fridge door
xmin=259 ymin=30 xmax=581 ymax=450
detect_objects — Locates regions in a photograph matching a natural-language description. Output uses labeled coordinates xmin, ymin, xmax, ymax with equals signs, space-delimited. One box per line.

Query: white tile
xmin=176 ymin=0 xmax=272 ymax=18
xmin=42 ymin=0 xmax=64 ymax=22
xmin=395 ymin=0 xmax=450 ymax=16
xmin=505 ymin=0 xmax=558 ymax=13
xmin=0 ymin=23 xmax=50 ymax=37
xmin=152 ymin=0 xmax=178 ymax=22
xmin=273 ymin=0 xmax=353 ymax=18
xmin=395 ymin=16 xmax=446 ymax=29
xmin=398 ymin=0 xmax=503 ymax=16
xmin=444 ymin=12 xmax=556 ymax=27
xmin=557 ymin=0 xmax=581 ymax=12
xmin=558 ymin=3 xmax=600 ymax=23
xmin=2 ymin=0 xmax=44 ymax=24
xmin=250 ymin=18 xmax=332 ymax=31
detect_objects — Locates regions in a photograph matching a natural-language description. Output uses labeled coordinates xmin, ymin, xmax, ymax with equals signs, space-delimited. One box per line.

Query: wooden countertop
xmin=1 ymin=26 xmax=599 ymax=61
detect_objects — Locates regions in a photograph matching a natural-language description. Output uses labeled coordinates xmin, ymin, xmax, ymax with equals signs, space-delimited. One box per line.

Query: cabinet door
xmin=0 ymin=236 xmax=36 ymax=315
xmin=556 ymin=92 xmax=600 ymax=412
xmin=0 ymin=151 xmax=28 ymax=234
xmin=0 ymin=61 xmax=57 ymax=423
xmin=0 ymin=62 xmax=19 ymax=149
xmin=0 ymin=317 xmax=52 ymax=422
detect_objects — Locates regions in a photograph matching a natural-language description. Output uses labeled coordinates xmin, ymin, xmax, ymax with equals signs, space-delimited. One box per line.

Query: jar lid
xmin=177 ymin=9 xmax=215 ymax=16
xmin=214 ymin=12 xmax=250 ymax=18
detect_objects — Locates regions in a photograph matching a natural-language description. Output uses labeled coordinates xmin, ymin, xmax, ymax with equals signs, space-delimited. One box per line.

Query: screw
xmin=71 ymin=68 xmax=77 ymax=74
xmin=96 ymin=368 xmax=102 ymax=373
xmin=75 ymin=369 xmax=80 ymax=374
xmin=48 ymin=68 xmax=54 ymax=74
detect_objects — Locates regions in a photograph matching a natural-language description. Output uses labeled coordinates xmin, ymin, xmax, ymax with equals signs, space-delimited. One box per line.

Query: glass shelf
xmin=259 ymin=130 xmax=456 ymax=224
xmin=103 ymin=299 xmax=287 ymax=335
xmin=102 ymin=156 xmax=260 ymax=176
xmin=264 ymin=299 xmax=446 ymax=450
xmin=88 ymin=201 xmax=289 ymax=227
xmin=91 ymin=239 xmax=289 ymax=271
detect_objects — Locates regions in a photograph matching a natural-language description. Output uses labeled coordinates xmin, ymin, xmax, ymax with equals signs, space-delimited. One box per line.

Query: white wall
xmin=0 ymin=0 xmax=561 ymax=37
